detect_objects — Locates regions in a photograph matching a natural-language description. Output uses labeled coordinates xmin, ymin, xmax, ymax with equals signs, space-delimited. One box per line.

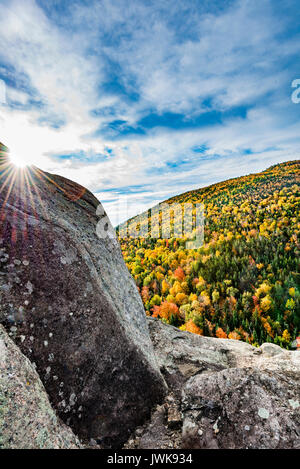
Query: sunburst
xmin=9 ymin=153 xmax=30 ymax=168
xmin=0 ymin=143 xmax=86 ymax=229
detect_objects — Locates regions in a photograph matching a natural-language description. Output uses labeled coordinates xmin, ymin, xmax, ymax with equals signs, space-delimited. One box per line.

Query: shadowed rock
xmin=0 ymin=149 xmax=166 ymax=448
xmin=0 ymin=325 xmax=82 ymax=449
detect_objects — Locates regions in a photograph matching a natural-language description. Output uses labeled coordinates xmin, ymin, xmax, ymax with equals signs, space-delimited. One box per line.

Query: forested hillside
xmin=119 ymin=161 xmax=300 ymax=348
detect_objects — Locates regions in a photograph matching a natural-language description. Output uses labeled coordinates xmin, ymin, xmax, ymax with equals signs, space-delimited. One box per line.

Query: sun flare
xmin=9 ymin=153 xmax=31 ymax=168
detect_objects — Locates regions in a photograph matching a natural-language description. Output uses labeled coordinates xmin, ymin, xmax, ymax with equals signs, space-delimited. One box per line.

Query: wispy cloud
xmin=0 ymin=0 xmax=299 ymax=224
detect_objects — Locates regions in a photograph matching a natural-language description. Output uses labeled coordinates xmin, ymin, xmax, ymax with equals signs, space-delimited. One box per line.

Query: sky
xmin=0 ymin=0 xmax=299 ymax=225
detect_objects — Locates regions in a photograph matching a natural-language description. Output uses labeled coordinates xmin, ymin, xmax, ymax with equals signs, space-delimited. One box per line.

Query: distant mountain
xmin=119 ymin=160 xmax=300 ymax=348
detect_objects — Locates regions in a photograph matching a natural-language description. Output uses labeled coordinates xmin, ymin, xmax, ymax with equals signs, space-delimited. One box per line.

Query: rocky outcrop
xmin=182 ymin=366 xmax=300 ymax=449
xmin=125 ymin=318 xmax=300 ymax=449
xmin=0 ymin=153 xmax=166 ymax=448
xmin=1 ymin=147 xmax=299 ymax=450
xmin=0 ymin=325 xmax=81 ymax=449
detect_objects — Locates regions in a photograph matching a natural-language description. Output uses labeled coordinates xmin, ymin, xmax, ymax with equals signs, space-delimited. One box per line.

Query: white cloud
xmin=0 ymin=0 xmax=299 ymax=224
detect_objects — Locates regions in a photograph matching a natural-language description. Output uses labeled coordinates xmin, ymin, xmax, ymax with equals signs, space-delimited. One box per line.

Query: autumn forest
xmin=119 ymin=160 xmax=299 ymax=349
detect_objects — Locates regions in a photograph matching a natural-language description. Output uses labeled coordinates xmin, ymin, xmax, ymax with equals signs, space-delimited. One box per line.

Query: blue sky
xmin=0 ymin=0 xmax=299 ymax=224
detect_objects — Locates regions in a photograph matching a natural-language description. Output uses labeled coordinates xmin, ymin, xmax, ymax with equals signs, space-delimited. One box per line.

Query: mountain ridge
xmin=119 ymin=159 xmax=300 ymax=349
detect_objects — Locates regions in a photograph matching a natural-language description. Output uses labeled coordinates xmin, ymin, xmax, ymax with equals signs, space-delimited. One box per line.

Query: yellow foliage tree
xmin=175 ymin=292 xmax=188 ymax=306
xmin=216 ymin=327 xmax=227 ymax=338
xmin=228 ymin=331 xmax=241 ymax=340
xmin=185 ymin=319 xmax=203 ymax=335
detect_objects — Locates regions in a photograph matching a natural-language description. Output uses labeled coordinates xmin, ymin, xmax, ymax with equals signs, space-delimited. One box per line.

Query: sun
xmin=0 ymin=141 xmax=36 ymax=168
xmin=9 ymin=153 xmax=32 ymax=168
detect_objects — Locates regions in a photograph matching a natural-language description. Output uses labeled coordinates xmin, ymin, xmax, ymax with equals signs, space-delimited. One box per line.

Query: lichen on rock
xmin=124 ymin=318 xmax=300 ymax=449
xmin=0 ymin=325 xmax=81 ymax=449
xmin=0 ymin=158 xmax=166 ymax=448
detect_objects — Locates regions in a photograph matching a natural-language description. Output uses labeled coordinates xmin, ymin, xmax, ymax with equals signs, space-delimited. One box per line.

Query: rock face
xmin=182 ymin=367 xmax=300 ymax=449
xmin=0 ymin=153 xmax=166 ymax=448
xmin=0 ymin=325 xmax=81 ymax=449
xmin=125 ymin=318 xmax=300 ymax=449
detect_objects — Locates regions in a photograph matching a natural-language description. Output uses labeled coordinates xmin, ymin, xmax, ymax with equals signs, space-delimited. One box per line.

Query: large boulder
xmin=0 ymin=150 xmax=166 ymax=447
xmin=125 ymin=318 xmax=300 ymax=449
xmin=146 ymin=316 xmax=256 ymax=390
xmin=0 ymin=325 xmax=81 ymax=449
xmin=182 ymin=366 xmax=300 ymax=449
